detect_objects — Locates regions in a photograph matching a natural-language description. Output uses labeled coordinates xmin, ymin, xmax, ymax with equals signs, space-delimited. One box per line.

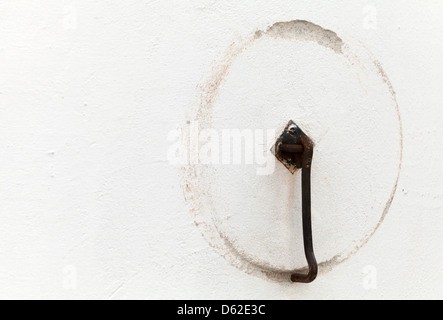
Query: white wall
xmin=0 ymin=1 xmax=442 ymax=299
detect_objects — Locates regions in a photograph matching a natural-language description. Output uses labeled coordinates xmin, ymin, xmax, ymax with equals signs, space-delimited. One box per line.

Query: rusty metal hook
xmin=272 ymin=121 xmax=318 ymax=283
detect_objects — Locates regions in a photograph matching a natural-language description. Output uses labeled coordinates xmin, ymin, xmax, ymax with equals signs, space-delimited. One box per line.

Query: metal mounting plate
xmin=271 ymin=121 xmax=310 ymax=174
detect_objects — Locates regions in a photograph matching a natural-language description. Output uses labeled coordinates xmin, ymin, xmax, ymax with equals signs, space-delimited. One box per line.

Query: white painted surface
xmin=0 ymin=1 xmax=442 ymax=299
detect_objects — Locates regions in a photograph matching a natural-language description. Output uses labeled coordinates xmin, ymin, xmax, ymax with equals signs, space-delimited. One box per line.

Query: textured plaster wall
xmin=0 ymin=1 xmax=442 ymax=299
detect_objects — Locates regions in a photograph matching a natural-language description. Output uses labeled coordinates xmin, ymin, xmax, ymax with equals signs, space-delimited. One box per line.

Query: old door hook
xmin=271 ymin=121 xmax=318 ymax=283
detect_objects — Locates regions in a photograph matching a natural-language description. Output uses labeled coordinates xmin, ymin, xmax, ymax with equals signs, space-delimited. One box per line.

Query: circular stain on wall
xmin=181 ymin=20 xmax=403 ymax=282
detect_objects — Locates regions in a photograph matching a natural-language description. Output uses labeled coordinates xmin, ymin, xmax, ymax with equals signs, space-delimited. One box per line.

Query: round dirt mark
xmin=182 ymin=20 xmax=403 ymax=282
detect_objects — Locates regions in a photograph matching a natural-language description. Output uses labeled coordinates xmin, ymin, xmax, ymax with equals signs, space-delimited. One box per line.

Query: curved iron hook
xmin=272 ymin=121 xmax=318 ymax=283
